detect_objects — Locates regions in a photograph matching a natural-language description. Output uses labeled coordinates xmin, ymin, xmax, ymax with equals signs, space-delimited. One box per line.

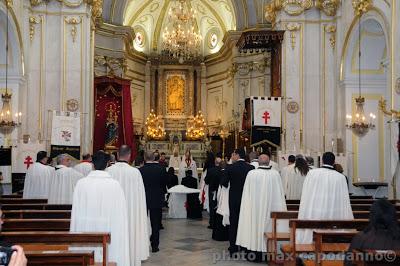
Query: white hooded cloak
xmin=296 ymin=166 xmax=353 ymax=244
xmin=236 ymin=166 xmax=288 ymax=252
xmin=48 ymin=165 xmax=83 ymax=204
xmin=23 ymin=162 xmax=55 ymax=199
xmin=106 ymin=162 xmax=150 ymax=266
xmin=70 ymin=170 xmax=130 ymax=265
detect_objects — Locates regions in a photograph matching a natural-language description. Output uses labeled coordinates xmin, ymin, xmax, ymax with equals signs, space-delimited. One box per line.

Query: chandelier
xmin=345 ymin=12 xmax=375 ymax=137
xmin=0 ymin=1 xmax=21 ymax=134
xmin=187 ymin=111 xmax=206 ymax=140
xmin=145 ymin=109 xmax=165 ymax=140
xmin=162 ymin=0 xmax=202 ymax=64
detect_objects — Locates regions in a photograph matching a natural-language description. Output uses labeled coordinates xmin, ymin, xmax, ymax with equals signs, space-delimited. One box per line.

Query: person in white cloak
xmin=23 ymin=151 xmax=55 ymax=199
xmin=280 ymin=155 xmax=295 ymax=196
xmin=70 ymin=151 xmax=130 ymax=265
xmin=73 ymin=153 xmax=93 ymax=176
xmin=168 ymin=148 xmax=181 ymax=169
xmin=48 ymin=154 xmax=83 ymax=204
xmin=178 ymin=149 xmax=198 ymax=183
xmin=106 ymin=145 xmax=149 ymax=266
xmin=296 ymin=152 xmax=353 ymax=244
xmin=285 ymin=155 xmax=309 ymax=200
xmin=236 ymin=154 xmax=287 ymax=262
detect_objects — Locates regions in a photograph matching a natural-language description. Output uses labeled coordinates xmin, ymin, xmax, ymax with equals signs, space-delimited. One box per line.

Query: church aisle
xmin=143 ymin=214 xmax=254 ymax=266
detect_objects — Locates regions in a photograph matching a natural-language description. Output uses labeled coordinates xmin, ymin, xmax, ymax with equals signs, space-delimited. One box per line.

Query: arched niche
xmin=342 ymin=13 xmax=390 ymax=188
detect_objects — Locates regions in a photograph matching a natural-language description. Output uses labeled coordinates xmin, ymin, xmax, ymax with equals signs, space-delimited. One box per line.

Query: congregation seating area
xmin=0 ymin=194 xmax=113 ymax=266
xmin=266 ymin=196 xmax=400 ymax=266
xmin=2 ymin=194 xmax=400 ymax=265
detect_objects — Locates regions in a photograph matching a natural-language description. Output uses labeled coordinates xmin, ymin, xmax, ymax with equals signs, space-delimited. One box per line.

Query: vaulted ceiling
xmin=101 ymin=0 xmax=269 ymax=55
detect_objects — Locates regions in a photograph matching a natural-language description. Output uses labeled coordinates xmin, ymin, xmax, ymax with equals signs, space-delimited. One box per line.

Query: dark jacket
xmin=221 ymin=160 xmax=254 ymax=207
xmin=205 ymin=166 xmax=223 ymax=193
xmin=140 ymin=162 xmax=167 ymax=209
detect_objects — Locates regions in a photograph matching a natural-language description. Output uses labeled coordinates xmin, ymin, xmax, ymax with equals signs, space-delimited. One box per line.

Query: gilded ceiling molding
xmin=152 ymin=0 xmax=170 ymax=51
xmin=286 ymin=23 xmax=301 ymax=50
xmin=265 ymin=0 xmax=340 ymax=27
xmin=29 ymin=0 xmax=102 ymax=19
xmin=200 ymin=0 xmax=227 ymax=34
xmin=127 ymin=0 xmax=153 ymax=26
xmin=352 ymin=0 xmax=373 ymax=16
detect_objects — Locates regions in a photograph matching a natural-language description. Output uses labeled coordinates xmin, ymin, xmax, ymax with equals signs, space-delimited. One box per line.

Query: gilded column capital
xmin=352 ymin=0 xmax=373 ymax=16
xmin=315 ymin=0 xmax=341 ymax=16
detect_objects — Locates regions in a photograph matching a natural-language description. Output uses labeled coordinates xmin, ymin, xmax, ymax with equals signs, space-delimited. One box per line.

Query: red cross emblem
xmin=24 ymin=156 xmax=34 ymax=169
xmin=262 ymin=111 xmax=271 ymax=124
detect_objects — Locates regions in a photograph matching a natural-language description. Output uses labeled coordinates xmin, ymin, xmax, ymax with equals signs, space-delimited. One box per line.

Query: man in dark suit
xmin=205 ymin=155 xmax=222 ymax=229
xmin=139 ymin=150 xmax=167 ymax=253
xmin=221 ymin=148 xmax=254 ymax=255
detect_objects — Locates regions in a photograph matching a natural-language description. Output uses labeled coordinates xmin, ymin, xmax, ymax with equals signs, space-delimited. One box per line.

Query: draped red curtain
xmin=94 ymin=76 xmax=136 ymax=159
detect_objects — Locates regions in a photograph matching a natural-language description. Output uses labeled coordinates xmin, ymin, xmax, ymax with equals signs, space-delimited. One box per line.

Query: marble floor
xmin=143 ymin=212 xmax=257 ymax=266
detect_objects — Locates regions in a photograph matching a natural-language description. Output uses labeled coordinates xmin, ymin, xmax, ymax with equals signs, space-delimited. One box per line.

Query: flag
xmin=252 ymin=97 xmax=282 ymax=127
xmin=12 ymin=142 xmax=46 ymax=173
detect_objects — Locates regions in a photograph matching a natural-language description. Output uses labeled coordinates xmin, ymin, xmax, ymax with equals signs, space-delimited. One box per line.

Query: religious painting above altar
xmin=166 ymin=74 xmax=186 ymax=115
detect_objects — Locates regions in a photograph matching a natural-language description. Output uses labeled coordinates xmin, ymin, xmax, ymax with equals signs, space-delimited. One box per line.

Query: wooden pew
xmin=0 ymin=194 xmax=22 ymax=199
xmin=1 ymin=204 xmax=72 ymax=210
xmin=0 ymin=199 xmax=47 ymax=204
xmin=285 ymin=199 xmax=399 ymax=205
xmin=267 ymin=211 xmax=400 ymax=262
xmin=286 ymin=204 xmax=400 ymax=211
xmin=0 ymin=232 xmax=110 ymax=266
xmin=313 ymin=231 xmax=357 ymax=266
xmin=281 ymin=219 xmax=370 ymax=266
xmin=3 ymin=210 xmax=71 ymax=219
xmin=25 ymin=250 xmax=94 ymax=266
xmin=2 ymin=219 xmax=70 ymax=231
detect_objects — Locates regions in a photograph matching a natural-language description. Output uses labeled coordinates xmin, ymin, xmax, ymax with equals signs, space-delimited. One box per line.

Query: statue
xmin=105 ymin=103 xmax=119 ymax=149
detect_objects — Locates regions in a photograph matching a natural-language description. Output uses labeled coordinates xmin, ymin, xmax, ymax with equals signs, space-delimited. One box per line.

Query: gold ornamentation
xmin=29 ymin=16 xmax=41 ymax=42
xmin=187 ymin=111 xmax=207 ymax=140
xmin=87 ymin=0 xmax=103 ymax=19
xmin=315 ymin=0 xmax=340 ymax=16
xmin=94 ymin=55 xmax=127 ymax=76
xmin=145 ymin=109 xmax=165 ymax=140
xmin=66 ymin=99 xmax=79 ymax=112
xmin=166 ymin=75 xmax=185 ymax=114
xmin=379 ymin=97 xmax=400 ymax=120
xmin=287 ymin=101 xmax=299 ymax=113
xmin=5 ymin=0 xmax=12 ymax=7
xmin=265 ymin=0 xmax=313 ymax=27
xmin=324 ymin=24 xmax=337 ymax=49
xmin=352 ymin=0 xmax=373 ymax=16
xmin=65 ymin=17 xmax=82 ymax=43
xmin=286 ymin=23 xmax=301 ymax=50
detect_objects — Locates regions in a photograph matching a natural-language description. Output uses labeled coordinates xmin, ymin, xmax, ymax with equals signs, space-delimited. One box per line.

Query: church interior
xmin=0 ymin=0 xmax=400 ymax=265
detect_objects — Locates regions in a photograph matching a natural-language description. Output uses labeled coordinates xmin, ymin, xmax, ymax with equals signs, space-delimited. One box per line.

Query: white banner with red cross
xmin=12 ymin=142 xmax=46 ymax=173
xmin=252 ymin=97 xmax=282 ymax=128
xmin=51 ymin=111 xmax=80 ymax=146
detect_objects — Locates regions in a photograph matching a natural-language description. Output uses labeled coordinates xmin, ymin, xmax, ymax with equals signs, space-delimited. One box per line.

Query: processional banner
xmin=50 ymin=111 xmax=81 ymax=159
xmin=250 ymin=97 xmax=282 ymax=147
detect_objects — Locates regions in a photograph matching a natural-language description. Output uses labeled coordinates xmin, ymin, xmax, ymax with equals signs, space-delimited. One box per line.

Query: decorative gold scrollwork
xmin=324 ymin=25 xmax=337 ymax=49
xmin=29 ymin=16 xmax=41 ymax=42
xmin=65 ymin=17 xmax=82 ymax=43
xmin=352 ymin=0 xmax=373 ymax=16
xmin=286 ymin=23 xmax=301 ymax=50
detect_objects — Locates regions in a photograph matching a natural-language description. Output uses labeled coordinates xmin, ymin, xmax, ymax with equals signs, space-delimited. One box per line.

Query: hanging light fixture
xmin=0 ymin=1 xmax=21 ymax=134
xmin=162 ymin=0 xmax=202 ymax=64
xmin=345 ymin=13 xmax=375 ymax=137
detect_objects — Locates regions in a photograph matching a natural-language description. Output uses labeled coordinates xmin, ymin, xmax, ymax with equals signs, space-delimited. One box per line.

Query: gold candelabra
xmin=218 ymin=126 xmax=231 ymax=158
xmin=186 ymin=111 xmax=207 ymax=140
xmin=145 ymin=109 xmax=165 ymax=140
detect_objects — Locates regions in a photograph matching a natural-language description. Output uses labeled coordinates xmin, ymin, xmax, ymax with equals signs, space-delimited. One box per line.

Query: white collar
xmin=258 ymin=165 xmax=272 ymax=170
xmin=87 ymin=170 xmax=111 ymax=178
xmin=321 ymin=164 xmax=334 ymax=169
xmin=55 ymin=165 xmax=67 ymax=169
